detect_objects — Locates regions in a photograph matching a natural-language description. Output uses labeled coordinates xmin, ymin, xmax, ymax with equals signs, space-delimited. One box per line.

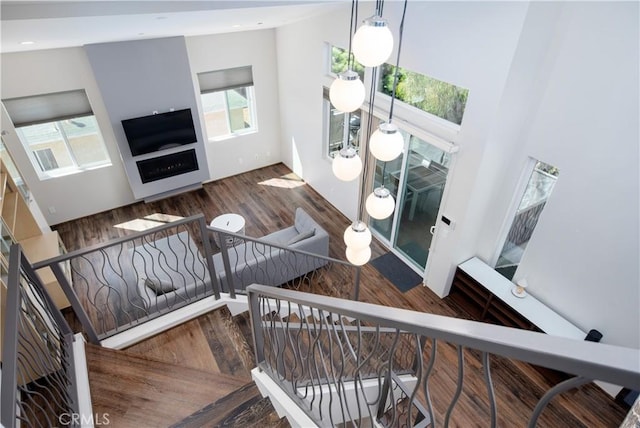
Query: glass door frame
xmin=361 ymin=110 xmax=458 ymax=278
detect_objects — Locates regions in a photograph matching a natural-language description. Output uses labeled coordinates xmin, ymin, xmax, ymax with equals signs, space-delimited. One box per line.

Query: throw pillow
xmin=294 ymin=208 xmax=315 ymax=234
xmin=287 ymin=228 xmax=316 ymax=245
xmin=144 ymin=278 xmax=177 ymax=295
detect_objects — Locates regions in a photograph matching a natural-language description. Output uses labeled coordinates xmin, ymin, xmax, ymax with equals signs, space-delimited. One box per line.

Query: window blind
xmin=197 ymin=66 xmax=253 ymax=94
xmin=3 ymin=89 xmax=93 ymax=127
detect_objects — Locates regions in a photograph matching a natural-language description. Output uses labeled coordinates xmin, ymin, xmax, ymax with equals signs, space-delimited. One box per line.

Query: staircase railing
xmin=1 ymin=245 xmax=79 ymax=428
xmin=32 ymin=215 xmax=219 ymax=342
xmin=247 ymin=284 xmax=640 ymax=427
xmin=31 ymin=213 xmax=358 ymax=343
xmin=209 ymin=226 xmax=361 ymax=300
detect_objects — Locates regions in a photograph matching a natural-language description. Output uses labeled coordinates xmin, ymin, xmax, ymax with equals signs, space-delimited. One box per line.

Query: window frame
xmin=375 ymin=63 xmax=469 ymax=129
xmin=197 ymin=66 xmax=258 ymax=142
xmin=199 ymin=85 xmax=258 ymax=142
xmin=492 ymin=158 xmax=560 ymax=280
xmin=327 ymin=44 xmax=365 ymax=81
xmin=14 ymin=114 xmax=112 ymax=180
xmin=323 ymin=87 xmax=362 ymax=160
xmin=4 ymin=90 xmax=112 ymax=180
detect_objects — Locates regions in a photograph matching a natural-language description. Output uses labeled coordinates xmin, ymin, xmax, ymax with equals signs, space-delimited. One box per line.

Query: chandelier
xmin=329 ymin=0 xmax=409 ymax=266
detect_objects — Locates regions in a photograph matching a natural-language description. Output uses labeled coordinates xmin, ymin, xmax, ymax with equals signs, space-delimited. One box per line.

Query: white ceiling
xmin=1 ymin=1 xmax=346 ymax=54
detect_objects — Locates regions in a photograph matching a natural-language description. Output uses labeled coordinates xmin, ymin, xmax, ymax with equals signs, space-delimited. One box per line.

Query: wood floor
xmin=86 ymin=307 xmax=288 ymax=427
xmin=55 ymin=163 xmax=629 ymax=427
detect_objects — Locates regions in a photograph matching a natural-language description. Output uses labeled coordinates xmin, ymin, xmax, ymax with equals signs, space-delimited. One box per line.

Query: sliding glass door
xmin=370 ymin=132 xmax=451 ymax=271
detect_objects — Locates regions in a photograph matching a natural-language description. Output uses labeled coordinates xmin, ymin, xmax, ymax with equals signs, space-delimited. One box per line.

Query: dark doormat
xmin=370 ymin=252 xmax=422 ymax=292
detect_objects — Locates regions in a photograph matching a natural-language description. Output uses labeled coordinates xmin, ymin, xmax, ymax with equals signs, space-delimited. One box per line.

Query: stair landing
xmin=85 ymin=343 xmax=246 ymax=427
xmin=85 ymin=307 xmax=288 ymax=427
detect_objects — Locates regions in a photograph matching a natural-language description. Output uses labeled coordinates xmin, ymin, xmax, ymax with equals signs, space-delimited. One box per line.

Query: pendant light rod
xmin=357 ymin=65 xmax=379 ymax=222
xmin=344 ymin=0 xmax=358 ymax=150
xmin=347 ymin=0 xmax=358 ymax=70
xmin=388 ymin=0 xmax=408 ymax=124
xmin=340 ymin=0 xmax=359 ymax=152
xmin=380 ymin=159 xmax=388 ymax=188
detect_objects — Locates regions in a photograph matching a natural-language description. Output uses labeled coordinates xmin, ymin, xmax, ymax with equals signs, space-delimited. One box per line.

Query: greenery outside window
xmin=330 ymin=45 xmax=365 ymax=81
xmin=198 ymin=66 xmax=257 ymax=141
xmin=378 ymin=64 xmax=469 ymax=126
xmin=324 ymin=88 xmax=361 ymax=159
xmin=4 ymin=90 xmax=111 ymax=179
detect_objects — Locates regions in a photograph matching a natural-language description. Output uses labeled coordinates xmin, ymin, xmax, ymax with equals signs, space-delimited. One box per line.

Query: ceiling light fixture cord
xmin=347 ymin=0 xmax=357 ymax=70
xmin=380 ymin=157 xmax=388 ymax=188
xmin=358 ymin=64 xmax=379 ymax=221
xmin=345 ymin=0 xmax=359 ymax=152
xmin=342 ymin=0 xmax=358 ymax=152
xmin=388 ymin=0 xmax=408 ymax=123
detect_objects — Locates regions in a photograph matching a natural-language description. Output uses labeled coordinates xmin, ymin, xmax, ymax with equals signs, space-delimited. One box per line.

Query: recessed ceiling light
xmin=156 ymin=16 xmax=167 ymax=20
xmin=257 ymin=22 xmax=263 ymax=25
xmin=20 ymin=41 xmax=35 ymax=45
xmin=138 ymin=33 xmax=145 ymax=36
xmin=232 ymin=24 xmax=241 ymax=28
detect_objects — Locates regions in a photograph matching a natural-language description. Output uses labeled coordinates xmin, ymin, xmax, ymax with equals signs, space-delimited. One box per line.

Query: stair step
xmin=170 ymin=381 xmax=289 ymax=428
xmin=85 ymin=343 xmax=247 ymax=428
xmin=123 ymin=306 xmax=255 ymax=380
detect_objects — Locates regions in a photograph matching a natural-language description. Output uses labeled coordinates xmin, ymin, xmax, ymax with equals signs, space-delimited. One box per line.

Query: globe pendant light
xmin=346 ymin=245 xmax=372 ymax=266
xmin=332 ymin=146 xmax=362 ymax=182
xmin=329 ymin=70 xmax=365 ymax=113
xmin=369 ymin=122 xmax=404 ymax=161
xmin=365 ymin=186 xmax=395 ymax=220
xmin=367 ymin=0 xmax=409 ymax=165
xmin=352 ymin=16 xmax=394 ymax=67
xmin=344 ymin=221 xmax=372 ymax=249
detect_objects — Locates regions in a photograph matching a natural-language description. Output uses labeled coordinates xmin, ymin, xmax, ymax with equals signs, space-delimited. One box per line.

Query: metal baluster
xmin=528 ymin=376 xmax=590 ymax=428
xmin=482 ymin=352 xmax=497 ymax=428
xmin=444 ymin=345 xmax=465 ymax=427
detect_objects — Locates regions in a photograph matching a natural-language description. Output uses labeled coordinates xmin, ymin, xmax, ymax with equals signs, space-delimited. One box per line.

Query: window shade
xmin=198 ymin=66 xmax=253 ymax=94
xmin=3 ymin=90 xmax=93 ymax=127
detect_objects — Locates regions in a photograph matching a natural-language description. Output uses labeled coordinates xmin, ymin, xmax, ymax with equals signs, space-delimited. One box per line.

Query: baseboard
xmin=143 ymin=182 xmax=203 ymax=203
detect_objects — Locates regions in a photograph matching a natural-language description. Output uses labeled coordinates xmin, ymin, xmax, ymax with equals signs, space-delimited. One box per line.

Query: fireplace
xmin=136 ymin=149 xmax=198 ymax=184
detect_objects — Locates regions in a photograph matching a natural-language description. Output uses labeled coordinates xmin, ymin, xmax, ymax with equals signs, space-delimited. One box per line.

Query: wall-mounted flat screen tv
xmin=122 ymin=108 xmax=197 ymax=157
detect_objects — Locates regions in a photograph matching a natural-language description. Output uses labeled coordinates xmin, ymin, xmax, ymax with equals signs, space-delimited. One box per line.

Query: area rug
xmin=370 ymin=252 xmax=422 ymax=292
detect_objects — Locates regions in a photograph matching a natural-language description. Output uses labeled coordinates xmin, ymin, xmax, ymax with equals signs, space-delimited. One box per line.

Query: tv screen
xmin=122 ymin=108 xmax=197 ymax=156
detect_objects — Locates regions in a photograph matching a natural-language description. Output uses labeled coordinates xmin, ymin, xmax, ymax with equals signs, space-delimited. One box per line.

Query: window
xmin=323 ymin=87 xmax=361 ymax=159
xmin=34 ymin=148 xmax=58 ymax=171
xmin=330 ymin=45 xmax=365 ymax=81
xmin=4 ymin=90 xmax=111 ymax=179
xmin=378 ymin=64 xmax=469 ymax=126
xmin=197 ymin=66 xmax=257 ymax=140
xmin=325 ymin=46 xmax=364 ymax=159
xmin=495 ymin=160 xmax=559 ymax=279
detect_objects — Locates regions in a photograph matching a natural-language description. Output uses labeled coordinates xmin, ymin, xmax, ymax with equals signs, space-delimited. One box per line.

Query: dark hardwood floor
xmin=85 ymin=307 xmax=287 ymax=428
xmin=54 ymin=163 xmax=629 ymax=427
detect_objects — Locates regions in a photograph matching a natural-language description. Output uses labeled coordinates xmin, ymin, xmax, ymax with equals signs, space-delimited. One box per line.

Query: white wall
xmin=276 ymin=4 xmax=370 ymax=221
xmin=499 ymin=2 xmax=639 ymax=348
xmin=276 ymin=1 xmax=639 ymax=350
xmin=1 ymin=47 xmax=135 ymax=224
xmin=85 ymin=36 xmax=209 ymax=200
xmin=275 ymin=2 xmax=530 ymax=283
xmin=1 ymin=29 xmax=283 ymax=224
xmin=186 ymin=29 xmax=282 ymax=181
xmin=1 ymin=2 xmax=637 ymax=351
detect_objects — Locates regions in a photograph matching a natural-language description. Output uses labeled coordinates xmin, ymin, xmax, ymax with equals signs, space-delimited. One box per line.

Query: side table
xmin=209 ymin=213 xmax=246 ymax=247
